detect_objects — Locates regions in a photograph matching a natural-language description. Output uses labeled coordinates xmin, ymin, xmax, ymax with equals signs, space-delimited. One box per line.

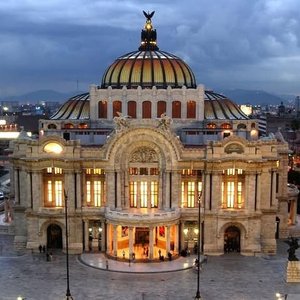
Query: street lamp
xmin=64 ymin=191 xmax=73 ymax=300
xmin=195 ymin=190 xmax=202 ymax=300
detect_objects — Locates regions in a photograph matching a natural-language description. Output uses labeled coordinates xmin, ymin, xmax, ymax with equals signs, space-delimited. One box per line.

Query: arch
xmin=221 ymin=123 xmax=232 ymax=129
xmin=113 ymin=100 xmax=122 ymax=117
xmin=128 ymin=101 xmax=137 ymax=118
xmin=157 ymin=101 xmax=166 ymax=117
xmin=237 ymin=123 xmax=247 ymax=130
xmin=63 ymin=123 xmax=74 ymax=129
xmin=187 ymin=100 xmax=196 ymax=118
xmin=98 ymin=101 xmax=107 ymax=118
xmin=224 ymin=225 xmax=240 ymax=253
xmin=172 ymin=101 xmax=181 ymax=118
xmin=47 ymin=124 xmax=57 ymax=129
xmin=142 ymin=101 xmax=152 ymax=118
xmin=47 ymin=223 xmax=63 ymax=249
xmin=78 ymin=123 xmax=88 ymax=129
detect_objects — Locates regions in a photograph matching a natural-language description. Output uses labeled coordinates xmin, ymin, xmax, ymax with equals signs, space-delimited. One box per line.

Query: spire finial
xmin=139 ymin=10 xmax=159 ymax=51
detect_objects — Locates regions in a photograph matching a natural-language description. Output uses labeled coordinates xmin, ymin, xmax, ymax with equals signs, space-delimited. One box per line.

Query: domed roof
xmin=101 ymin=11 xmax=196 ymax=89
xmin=101 ymin=50 xmax=197 ymax=89
xmin=50 ymin=91 xmax=249 ymax=121
xmin=50 ymin=93 xmax=90 ymax=120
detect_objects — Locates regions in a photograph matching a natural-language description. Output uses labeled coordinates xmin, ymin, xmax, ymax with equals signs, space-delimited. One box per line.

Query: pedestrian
xmin=42 ymin=245 xmax=46 ymax=253
xmin=38 ymin=245 xmax=42 ymax=253
xmin=122 ymin=250 xmax=125 ymax=259
xmin=158 ymin=249 xmax=161 ymax=258
xmin=46 ymin=252 xmax=50 ymax=262
xmin=106 ymin=260 xmax=109 ymax=270
xmin=146 ymin=247 xmax=149 ymax=257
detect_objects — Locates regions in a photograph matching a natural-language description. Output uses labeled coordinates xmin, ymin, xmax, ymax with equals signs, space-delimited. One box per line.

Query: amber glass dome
xmin=101 ymin=12 xmax=196 ymax=89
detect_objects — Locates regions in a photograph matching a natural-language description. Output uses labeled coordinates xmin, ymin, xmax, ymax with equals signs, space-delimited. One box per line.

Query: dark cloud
xmin=0 ymin=0 xmax=300 ymax=97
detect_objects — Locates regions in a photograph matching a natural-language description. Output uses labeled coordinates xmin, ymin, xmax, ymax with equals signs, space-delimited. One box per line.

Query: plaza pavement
xmin=1 ymin=213 xmax=300 ymax=299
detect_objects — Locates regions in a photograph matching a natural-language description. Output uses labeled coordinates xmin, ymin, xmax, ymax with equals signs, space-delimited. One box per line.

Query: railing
xmin=105 ymin=207 xmax=180 ymax=222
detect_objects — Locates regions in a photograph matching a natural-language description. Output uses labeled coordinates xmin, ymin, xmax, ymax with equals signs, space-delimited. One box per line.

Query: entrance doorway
xmin=47 ymin=224 xmax=63 ymax=249
xmin=135 ymin=227 xmax=149 ymax=245
xmin=224 ymin=226 xmax=240 ymax=253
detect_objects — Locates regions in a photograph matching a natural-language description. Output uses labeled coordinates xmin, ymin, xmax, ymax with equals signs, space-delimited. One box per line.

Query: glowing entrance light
xmin=43 ymin=142 xmax=63 ymax=154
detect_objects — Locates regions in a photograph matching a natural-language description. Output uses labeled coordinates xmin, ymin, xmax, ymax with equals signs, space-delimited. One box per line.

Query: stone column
xmin=174 ymin=224 xmax=179 ymax=254
xmin=159 ymin=169 xmax=163 ymax=209
xmin=116 ymin=170 xmax=122 ymax=210
xmin=180 ymin=221 xmax=185 ymax=251
xmin=166 ymin=225 xmax=170 ymax=253
xmin=165 ymin=171 xmax=171 ymax=209
xmin=149 ymin=226 xmax=154 ymax=259
xmin=84 ymin=220 xmax=89 ymax=251
xmin=106 ymin=223 xmax=112 ymax=254
xmin=101 ymin=222 xmax=105 ymax=251
xmin=106 ymin=171 xmax=115 ymax=209
xmin=113 ymin=225 xmax=118 ymax=257
xmin=129 ymin=227 xmax=134 ymax=258
xmin=76 ymin=170 xmax=82 ymax=208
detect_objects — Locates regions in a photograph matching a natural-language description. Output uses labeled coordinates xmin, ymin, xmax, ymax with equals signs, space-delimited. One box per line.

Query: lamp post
xmin=195 ymin=191 xmax=202 ymax=300
xmin=64 ymin=192 xmax=73 ymax=300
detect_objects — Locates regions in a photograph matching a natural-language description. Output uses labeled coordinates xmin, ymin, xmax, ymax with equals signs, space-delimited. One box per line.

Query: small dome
xmin=101 ymin=50 xmax=197 ymax=89
xmin=50 ymin=93 xmax=90 ymax=120
xmin=204 ymin=91 xmax=249 ymax=120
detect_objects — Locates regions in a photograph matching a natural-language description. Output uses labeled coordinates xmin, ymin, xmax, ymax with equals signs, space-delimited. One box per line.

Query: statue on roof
xmin=143 ymin=11 xmax=155 ymax=21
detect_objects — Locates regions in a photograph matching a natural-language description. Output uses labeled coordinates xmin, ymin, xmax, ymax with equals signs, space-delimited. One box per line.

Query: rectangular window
xmin=237 ymin=182 xmax=242 ymax=207
xmin=130 ymin=181 xmax=137 ymax=207
xmin=94 ymin=181 xmax=101 ymax=206
xmin=140 ymin=181 xmax=147 ymax=207
xmin=227 ymin=182 xmax=234 ymax=208
xmin=150 ymin=168 xmax=159 ymax=175
xmin=47 ymin=181 xmax=52 ymax=202
xmin=140 ymin=168 xmax=148 ymax=175
xmin=150 ymin=181 xmax=158 ymax=208
xmin=181 ymin=182 xmax=185 ymax=208
xmin=86 ymin=181 xmax=91 ymax=203
xmin=55 ymin=180 xmax=63 ymax=206
xmin=187 ymin=182 xmax=195 ymax=207
xmin=129 ymin=168 xmax=138 ymax=175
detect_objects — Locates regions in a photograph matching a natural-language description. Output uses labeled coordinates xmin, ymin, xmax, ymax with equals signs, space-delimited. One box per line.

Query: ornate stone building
xmin=11 ymin=12 xmax=291 ymax=258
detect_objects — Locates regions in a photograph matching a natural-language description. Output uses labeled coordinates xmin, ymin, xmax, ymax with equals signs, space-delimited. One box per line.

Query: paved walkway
xmin=80 ymin=252 xmax=200 ymax=273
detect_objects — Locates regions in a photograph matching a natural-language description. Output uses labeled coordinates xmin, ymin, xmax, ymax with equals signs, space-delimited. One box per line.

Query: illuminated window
xmin=181 ymin=170 xmax=202 ymax=208
xmin=151 ymin=181 xmax=158 ymax=208
xmin=85 ymin=169 xmax=105 ymax=207
xmin=222 ymin=169 xmax=245 ymax=209
xmin=130 ymin=181 xmax=138 ymax=207
xmin=44 ymin=168 xmax=64 ymax=207
xmin=187 ymin=101 xmax=196 ymax=118
xmin=187 ymin=182 xmax=195 ymax=207
xmin=140 ymin=181 xmax=148 ymax=207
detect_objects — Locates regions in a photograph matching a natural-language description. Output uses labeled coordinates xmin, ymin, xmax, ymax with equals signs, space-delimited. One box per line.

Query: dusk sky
xmin=1 ymin=0 xmax=300 ymax=97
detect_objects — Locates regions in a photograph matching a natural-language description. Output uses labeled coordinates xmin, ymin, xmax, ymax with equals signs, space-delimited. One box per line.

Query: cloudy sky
xmin=1 ymin=0 xmax=300 ymax=97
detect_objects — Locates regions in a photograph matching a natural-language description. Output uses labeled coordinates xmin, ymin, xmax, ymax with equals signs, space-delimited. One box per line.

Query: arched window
xmin=98 ymin=101 xmax=107 ymax=118
xmin=64 ymin=123 xmax=74 ymax=129
xmin=113 ymin=100 xmax=122 ymax=117
xmin=47 ymin=124 xmax=57 ymax=129
xmin=127 ymin=101 xmax=137 ymax=118
xmin=221 ymin=123 xmax=232 ymax=129
xmin=237 ymin=123 xmax=247 ymax=130
xmin=172 ymin=101 xmax=181 ymax=118
xmin=78 ymin=123 xmax=88 ymax=129
xmin=157 ymin=101 xmax=166 ymax=117
xmin=187 ymin=101 xmax=196 ymax=118
xmin=142 ymin=101 xmax=152 ymax=119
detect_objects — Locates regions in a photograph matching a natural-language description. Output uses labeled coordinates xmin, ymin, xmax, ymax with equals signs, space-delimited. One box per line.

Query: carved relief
xmin=130 ymin=147 xmax=158 ymax=162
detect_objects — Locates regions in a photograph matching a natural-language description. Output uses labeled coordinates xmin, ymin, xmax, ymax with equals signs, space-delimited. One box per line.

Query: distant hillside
xmin=1 ymin=90 xmax=86 ymax=103
xmin=220 ymin=89 xmax=287 ymax=105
